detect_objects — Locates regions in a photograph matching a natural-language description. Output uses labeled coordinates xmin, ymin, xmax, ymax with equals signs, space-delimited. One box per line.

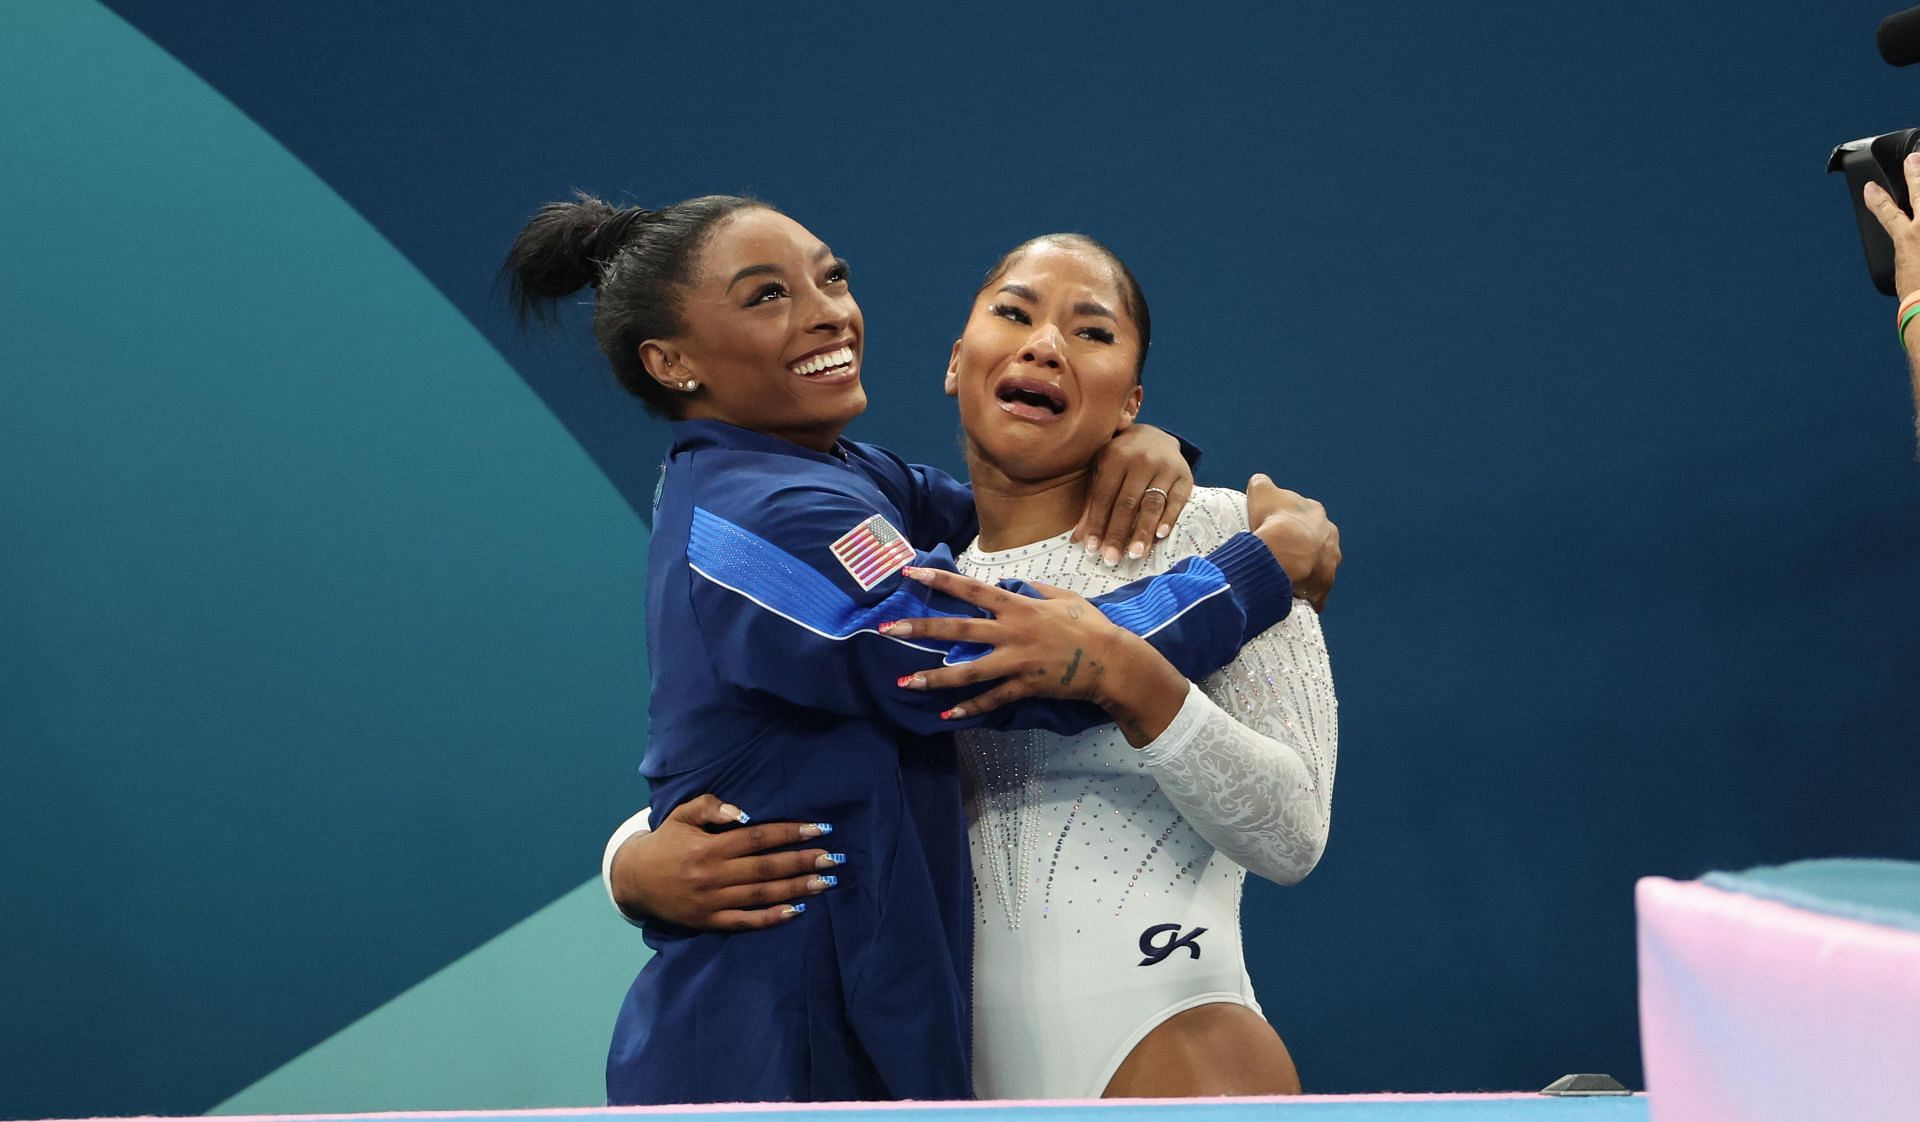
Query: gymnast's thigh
xmin=972 ymin=925 xmax=1264 ymax=1099
xmin=1101 ymin=1000 xmax=1301 ymax=1098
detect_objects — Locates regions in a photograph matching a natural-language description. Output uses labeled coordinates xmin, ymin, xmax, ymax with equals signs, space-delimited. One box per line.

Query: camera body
xmin=1829 ymin=128 xmax=1920 ymax=294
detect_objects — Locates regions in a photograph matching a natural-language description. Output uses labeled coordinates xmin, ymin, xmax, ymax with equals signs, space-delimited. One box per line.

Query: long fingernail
xmin=941 ymin=706 xmax=966 ymax=720
xmin=878 ymin=621 xmax=895 ymax=634
xmin=1127 ymin=541 xmax=1145 ymax=560
xmin=898 ymin=674 xmax=925 ymax=689
xmin=1156 ymin=524 xmax=1171 ymax=540
xmin=810 ymin=875 xmax=839 ymax=890
xmin=903 ymin=568 xmax=934 ymax=584
xmin=783 ymin=903 xmax=807 ymax=917
xmin=817 ymin=851 xmax=846 ymax=868
xmin=804 ymin=822 xmax=835 ymax=837
xmin=1084 ymin=536 xmax=1100 ymax=556
xmin=1101 ymin=547 xmax=1120 ymax=567
xmin=719 ymin=803 xmax=750 ymax=824
xmin=886 ymin=622 xmax=914 ymax=638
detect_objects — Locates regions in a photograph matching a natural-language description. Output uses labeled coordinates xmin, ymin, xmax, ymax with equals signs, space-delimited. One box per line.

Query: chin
xmin=977 ymin=427 xmax=1100 ymax=482
xmin=803 ymin=384 xmax=866 ymax=436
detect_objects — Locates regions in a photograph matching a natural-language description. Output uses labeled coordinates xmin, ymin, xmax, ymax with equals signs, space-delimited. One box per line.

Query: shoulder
xmin=681 ymin=447 xmax=896 ymax=529
xmin=680 ymin=459 xmax=914 ymax=594
xmin=1164 ymin=486 xmax=1249 ymax=553
xmin=840 ymin=438 xmax=913 ymax=479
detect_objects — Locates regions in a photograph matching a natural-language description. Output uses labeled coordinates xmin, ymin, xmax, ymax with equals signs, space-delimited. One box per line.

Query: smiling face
xmin=947 ymin=238 xmax=1144 ymax=484
xmin=642 ymin=208 xmax=866 ymax=451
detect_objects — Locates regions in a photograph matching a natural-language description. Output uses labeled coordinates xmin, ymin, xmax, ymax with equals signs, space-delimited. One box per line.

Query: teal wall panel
xmin=0 ymin=3 xmax=653 ymax=1116
xmin=212 ymin=880 xmax=648 ymax=1115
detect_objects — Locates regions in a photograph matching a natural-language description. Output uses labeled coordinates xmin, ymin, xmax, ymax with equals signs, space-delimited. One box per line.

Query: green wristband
xmin=1899 ymin=304 xmax=1920 ymax=348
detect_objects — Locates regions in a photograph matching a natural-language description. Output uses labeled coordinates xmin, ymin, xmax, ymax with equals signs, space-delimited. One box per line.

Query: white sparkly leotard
xmin=956 ymin=486 xmax=1338 ymax=1100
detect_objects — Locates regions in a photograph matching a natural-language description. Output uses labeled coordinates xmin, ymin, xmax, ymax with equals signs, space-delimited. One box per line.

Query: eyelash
xmin=989 ymin=303 xmax=1115 ymax=343
xmin=746 ymin=261 xmax=851 ymax=307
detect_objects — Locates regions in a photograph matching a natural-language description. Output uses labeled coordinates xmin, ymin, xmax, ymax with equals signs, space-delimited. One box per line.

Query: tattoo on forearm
xmin=1066 ymin=604 xmax=1083 ymax=620
xmin=1060 ymin=649 xmax=1083 ymax=687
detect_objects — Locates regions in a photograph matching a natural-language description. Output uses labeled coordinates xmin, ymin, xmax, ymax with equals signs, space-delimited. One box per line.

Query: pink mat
xmin=1636 ymin=875 xmax=1920 ymax=1122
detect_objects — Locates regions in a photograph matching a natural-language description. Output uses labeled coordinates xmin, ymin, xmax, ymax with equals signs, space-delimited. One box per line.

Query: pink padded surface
xmin=1636 ymin=876 xmax=1920 ymax=1122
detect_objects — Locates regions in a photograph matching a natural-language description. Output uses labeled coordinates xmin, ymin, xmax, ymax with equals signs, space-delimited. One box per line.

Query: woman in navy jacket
xmin=505 ymin=194 xmax=1320 ymax=1105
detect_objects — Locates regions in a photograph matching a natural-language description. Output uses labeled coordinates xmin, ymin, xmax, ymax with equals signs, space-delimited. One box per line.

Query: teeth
xmin=792 ymin=346 xmax=854 ymax=376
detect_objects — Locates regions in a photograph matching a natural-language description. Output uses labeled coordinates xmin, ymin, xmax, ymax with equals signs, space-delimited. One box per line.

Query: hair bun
xmin=503 ymin=192 xmax=621 ymax=320
xmin=585 ymin=207 xmax=654 ymax=273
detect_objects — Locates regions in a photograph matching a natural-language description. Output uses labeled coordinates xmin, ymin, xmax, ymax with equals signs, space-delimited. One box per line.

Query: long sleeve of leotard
xmin=1135 ymin=601 xmax=1338 ymax=886
xmin=603 ymin=807 xmax=653 ymax=927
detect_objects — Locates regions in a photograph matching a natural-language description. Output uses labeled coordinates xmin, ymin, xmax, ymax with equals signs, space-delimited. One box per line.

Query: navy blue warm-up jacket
xmin=606 ymin=419 xmax=1292 ymax=1105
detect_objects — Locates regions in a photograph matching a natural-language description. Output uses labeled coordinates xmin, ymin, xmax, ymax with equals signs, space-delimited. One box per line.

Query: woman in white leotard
xmin=608 ymin=233 xmax=1338 ymax=1098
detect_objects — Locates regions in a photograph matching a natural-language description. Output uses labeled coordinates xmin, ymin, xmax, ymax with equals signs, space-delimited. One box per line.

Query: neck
xmin=965 ymin=441 xmax=1092 ymax=552
xmin=683 ymin=403 xmax=846 ymax=454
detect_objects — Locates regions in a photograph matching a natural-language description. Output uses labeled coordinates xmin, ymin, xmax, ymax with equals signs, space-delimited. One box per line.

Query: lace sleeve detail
xmin=602 ymin=807 xmax=653 ymax=927
xmin=1135 ymin=604 xmax=1338 ymax=885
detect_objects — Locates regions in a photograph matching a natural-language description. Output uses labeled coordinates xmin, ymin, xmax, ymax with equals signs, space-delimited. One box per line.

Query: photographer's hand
xmin=1862 ymin=155 xmax=1920 ymax=439
xmin=1863 ymin=153 xmax=1920 ymax=305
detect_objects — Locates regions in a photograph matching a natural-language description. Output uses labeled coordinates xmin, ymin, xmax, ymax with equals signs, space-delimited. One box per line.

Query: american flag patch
xmin=829 ymin=514 xmax=916 ymax=591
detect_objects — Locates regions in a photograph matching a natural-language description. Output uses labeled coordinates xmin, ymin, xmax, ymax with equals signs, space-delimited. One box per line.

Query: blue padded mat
xmin=1702 ymin=858 xmax=1920 ymax=934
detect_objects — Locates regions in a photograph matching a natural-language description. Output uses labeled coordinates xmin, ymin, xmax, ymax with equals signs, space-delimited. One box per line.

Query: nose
xmin=803 ymin=281 xmax=854 ymax=335
xmin=1019 ymin=325 xmax=1067 ymax=369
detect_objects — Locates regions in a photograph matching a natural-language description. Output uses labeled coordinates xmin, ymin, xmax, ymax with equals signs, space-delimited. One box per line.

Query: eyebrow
xmin=727 ymin=264 xmax=781 ymax=291
xmin=728 ymin=247 xmax=836 ymax=293
xmin=996 ymin=283 xmax=1114 ymax=321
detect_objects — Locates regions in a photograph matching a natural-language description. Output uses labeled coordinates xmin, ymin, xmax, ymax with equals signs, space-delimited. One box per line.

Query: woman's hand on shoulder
xmin=610 ymin=794 xmax=844 ymax=932
xmin=1073 ymin=424 xmax=1194 ymax=566
xmin=1245 ymin=474 xmax=1341 ymax=613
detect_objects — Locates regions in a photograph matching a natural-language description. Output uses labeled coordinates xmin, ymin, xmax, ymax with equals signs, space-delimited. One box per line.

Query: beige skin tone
xmin=618 ymin=235 xmax=1333 ymax=1098
xmin=1862 ymin=153 xmax=1920 ymax=442
xmin=916 ymin=240 xmax=1302 ymax=1095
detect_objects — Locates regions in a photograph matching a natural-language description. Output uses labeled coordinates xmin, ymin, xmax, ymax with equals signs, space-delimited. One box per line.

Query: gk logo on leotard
xmin=1138 ymin=923 xmax=1207 ymax=966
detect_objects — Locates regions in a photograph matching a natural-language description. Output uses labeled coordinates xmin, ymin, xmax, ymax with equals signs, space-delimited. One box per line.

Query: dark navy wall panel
xmin=5 ymin=0 xmax=1917 ymax=1112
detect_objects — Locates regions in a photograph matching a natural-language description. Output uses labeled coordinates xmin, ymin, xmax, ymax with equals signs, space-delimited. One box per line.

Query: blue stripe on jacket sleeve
xmin=996 ymin=558 xmax=1230 ymax=641
xmin=689 ymin=507 xmax=1237 ymax=663
xmin=689 ymin=506 xmax=970 ymax=649
xmin=1094 ymin=559 xmax=1228 ymax=637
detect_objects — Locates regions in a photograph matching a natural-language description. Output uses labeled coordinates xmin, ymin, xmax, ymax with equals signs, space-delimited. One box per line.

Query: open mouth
xmin=995 ymin=376 xmax=1068 ymax=420
xmin=790 ymin=344 xmax=857 ymax=380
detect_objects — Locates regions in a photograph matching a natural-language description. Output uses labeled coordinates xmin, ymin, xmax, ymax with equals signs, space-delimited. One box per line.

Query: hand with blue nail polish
xmin=608 ymin=793 xmax=845 ymax=932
